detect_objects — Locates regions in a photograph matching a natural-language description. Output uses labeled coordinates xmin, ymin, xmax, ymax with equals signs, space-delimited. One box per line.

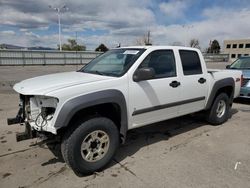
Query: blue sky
xmin=0 ymin=0 xmax=250 ymax=50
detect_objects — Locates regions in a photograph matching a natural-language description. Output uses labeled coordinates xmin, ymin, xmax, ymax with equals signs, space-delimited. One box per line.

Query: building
xmin=223 ymin=39 xmax=250 ymax=62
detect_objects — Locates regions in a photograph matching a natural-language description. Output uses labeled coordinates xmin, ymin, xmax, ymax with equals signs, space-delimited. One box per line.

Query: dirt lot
xmin=0 ymin=63 xmax=250 ymax=188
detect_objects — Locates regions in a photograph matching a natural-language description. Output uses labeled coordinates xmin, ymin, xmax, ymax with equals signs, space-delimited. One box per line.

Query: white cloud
xmin=0 ymin=7 xmax=49 ymax=29
xmin=151 ymin=7 xmax=250 ymax=51
xmin=19 ymin=28 xmax=28 ymax=32
xmin=159 ymin=0 xmax=190 ymax=20
xmin=1 ymin=30 xmax=16 ymax=35
xmin=1 ymin=1 xmax=250 ymax=52
xmin=24 ymin=31 xmax=40 ymax=38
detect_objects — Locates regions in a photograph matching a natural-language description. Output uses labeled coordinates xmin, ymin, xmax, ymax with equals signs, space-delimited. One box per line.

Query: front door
xmin=128 ymin=49 xmax=181 ymax=129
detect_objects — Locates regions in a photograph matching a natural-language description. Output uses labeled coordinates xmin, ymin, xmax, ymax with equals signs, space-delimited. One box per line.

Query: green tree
xmin=207 ymin=40 xmax=220 ymax=53
xmin=95 ymin=43 xmax=109 ymax=52
xmin=59 ymin=39 xmax=86 ymax=51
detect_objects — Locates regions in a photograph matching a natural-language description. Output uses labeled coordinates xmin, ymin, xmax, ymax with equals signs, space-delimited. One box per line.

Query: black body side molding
xmin=132 ymin=96 xmax=205 ymax=116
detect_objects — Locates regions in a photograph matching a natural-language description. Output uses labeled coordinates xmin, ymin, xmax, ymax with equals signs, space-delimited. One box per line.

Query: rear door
xmin=177 ymin=50 xmax=208 ymax=115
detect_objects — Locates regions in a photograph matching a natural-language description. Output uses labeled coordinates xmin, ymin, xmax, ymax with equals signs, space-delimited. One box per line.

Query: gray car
xmin=227 ymin=56 xmax=250 ymax=98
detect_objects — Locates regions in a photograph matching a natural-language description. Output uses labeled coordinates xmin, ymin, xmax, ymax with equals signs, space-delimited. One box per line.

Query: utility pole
xmin=147 ymin=31 xmax=150 ymax=45
xmin=49 ymin=5 xmax=68 ymax=51
xmin=146 ymin=30 xmax=152 ymax=45
xmin=75 ymin=31 xmax=78 ymax=43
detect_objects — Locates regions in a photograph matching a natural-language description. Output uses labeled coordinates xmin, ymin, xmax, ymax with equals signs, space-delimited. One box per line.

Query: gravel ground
xmin=0 ymin=62 xmax=250 ymax=188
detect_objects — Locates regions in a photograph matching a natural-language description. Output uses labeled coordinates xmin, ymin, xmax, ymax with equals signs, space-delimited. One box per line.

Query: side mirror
xmin=226 ymin=65 xmax=231 ymax=69
xmin=133 ymin=68 xmax=155 ymax=82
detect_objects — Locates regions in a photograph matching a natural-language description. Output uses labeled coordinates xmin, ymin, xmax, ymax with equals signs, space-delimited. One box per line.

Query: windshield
xmin=80 ymin=48 xmax=145 ymax=77
xmin=230 ymin=58 xmax=250 ymax=69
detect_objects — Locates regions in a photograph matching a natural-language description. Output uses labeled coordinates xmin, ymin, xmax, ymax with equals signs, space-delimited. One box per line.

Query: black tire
xmin=206 ymin=93 xmax=230 ymax=125
xmin=61 ymin=117 xmax=119 ymax=175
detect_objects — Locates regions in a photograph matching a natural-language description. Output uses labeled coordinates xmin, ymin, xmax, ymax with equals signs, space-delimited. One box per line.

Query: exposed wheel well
xmin=213 ymin=86 xmax=234 ymax=107
xmin=57 ymin=103 xmax=122 ymax=138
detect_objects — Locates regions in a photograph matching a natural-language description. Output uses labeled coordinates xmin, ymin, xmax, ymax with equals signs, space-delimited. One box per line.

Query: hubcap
xmin=216 ymin=100 xmax=226 ymax=118
xmin=80 ymin=130 xmax=110 ymax=162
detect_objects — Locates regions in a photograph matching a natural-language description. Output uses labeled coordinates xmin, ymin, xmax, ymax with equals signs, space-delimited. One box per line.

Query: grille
xmin=242 ymin=78 xmax=250 ymax=87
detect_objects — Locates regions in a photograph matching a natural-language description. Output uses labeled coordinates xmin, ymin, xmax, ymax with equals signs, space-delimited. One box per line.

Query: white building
xmin=223 ymin=39 xmax=250 ymax=62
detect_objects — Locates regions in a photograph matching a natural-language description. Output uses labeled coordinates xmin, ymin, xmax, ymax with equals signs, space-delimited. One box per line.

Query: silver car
xmin=227 ymin=56 xmax=250 ymax=98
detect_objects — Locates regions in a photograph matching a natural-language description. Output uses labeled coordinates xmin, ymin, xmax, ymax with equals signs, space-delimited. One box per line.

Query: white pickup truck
xmin=8 ymin=46 xmax=242 ymax=175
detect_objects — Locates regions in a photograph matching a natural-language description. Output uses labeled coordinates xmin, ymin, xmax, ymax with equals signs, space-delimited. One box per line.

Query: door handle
xmin=198 ymin=78 xmax=206 ymax=84
xmin=169 ymin=81 xmax=180 ymax=88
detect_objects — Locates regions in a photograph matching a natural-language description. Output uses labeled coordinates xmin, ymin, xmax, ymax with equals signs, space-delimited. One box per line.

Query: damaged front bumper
xmin=7 ymin=94 xmax=58 ymax=142
xmin=7 ymin=116 xmax=37 ymax=142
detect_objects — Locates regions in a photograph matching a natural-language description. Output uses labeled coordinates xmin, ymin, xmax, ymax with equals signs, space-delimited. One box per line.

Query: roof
xmin=117 ymin=45 xmax=199 ymax=51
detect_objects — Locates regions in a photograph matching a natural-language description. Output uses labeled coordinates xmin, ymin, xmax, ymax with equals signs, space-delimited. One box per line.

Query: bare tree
xmin=135 ymin=31 xmax=152 ymax=46
xmin=189 ymin=38 xmax=200 ymax=49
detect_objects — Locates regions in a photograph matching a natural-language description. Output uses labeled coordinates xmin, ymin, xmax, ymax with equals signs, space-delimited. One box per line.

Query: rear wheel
xmin=206 ymin=93 xmax=230 ymax=125
xmin=61 ymin=117 xmax=119 ymax=175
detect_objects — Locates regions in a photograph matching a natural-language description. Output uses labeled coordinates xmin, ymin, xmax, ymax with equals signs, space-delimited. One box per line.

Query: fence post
xmin=22 ymin=51 xmax=26 ymax=66
xmin=43 ymin=52 xmax=46 ymax=65
xmin=31 ymin=51 xmax=33 ymax=65
xmin=64 ymin=53 xmax=66 ymax=65
xmin=80 ymin=53 xmax=83 ymax=64
xmin=0 ymin=50 xmax=2 ymax=65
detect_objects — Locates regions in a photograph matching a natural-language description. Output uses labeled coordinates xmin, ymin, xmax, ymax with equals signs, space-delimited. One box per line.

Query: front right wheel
xmin=206 ymin=93 xmax=230 ymax=125
xmin=61 ymin=117 xmax=119 ymax=175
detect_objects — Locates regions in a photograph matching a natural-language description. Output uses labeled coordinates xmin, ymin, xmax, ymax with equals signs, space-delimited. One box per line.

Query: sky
xmin=0 ymin=0 xmax=250 ymax=51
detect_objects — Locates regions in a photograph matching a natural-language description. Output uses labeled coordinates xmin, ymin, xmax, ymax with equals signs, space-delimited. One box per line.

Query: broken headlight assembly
xmin=28 ymin=96 xmax=58 ymax=130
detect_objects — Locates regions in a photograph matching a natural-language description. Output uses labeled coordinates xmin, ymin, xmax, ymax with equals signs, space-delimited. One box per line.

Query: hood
xmin=242 ymin=70 xmax=250 ymax=78
xmin=13 ymin=71 xmax=112 ymax=95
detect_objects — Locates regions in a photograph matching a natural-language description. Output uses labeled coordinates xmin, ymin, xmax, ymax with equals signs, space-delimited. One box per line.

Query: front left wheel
xmin=61 ymin=117 xmax=119 ymax=175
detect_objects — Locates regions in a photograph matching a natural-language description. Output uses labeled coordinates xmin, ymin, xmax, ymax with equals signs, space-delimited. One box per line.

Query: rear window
xmin=179 ymin=50 xmax=202 ymax=75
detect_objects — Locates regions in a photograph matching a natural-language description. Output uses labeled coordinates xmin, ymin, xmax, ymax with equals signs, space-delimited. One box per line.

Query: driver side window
xmin=138 ymin=50 xmax=176 ymax=78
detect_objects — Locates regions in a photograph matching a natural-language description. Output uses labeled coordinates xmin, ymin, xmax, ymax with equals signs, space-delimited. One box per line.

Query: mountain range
xmin=0 ymin=43 xmax=54 ymax=50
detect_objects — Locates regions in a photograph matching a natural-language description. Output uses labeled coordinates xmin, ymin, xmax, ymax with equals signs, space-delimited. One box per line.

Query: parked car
xmin=226 ymin=56 xmax=250 ymax=98
xmin=8 ymin=46 xmax=242 ymax=175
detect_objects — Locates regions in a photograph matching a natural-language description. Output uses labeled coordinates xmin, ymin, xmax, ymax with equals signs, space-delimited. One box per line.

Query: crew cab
xmin=8 ymin=46 xmax=242 ymax=175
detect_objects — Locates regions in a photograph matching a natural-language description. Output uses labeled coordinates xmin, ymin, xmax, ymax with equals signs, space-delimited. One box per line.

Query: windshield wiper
xmin=80 ymin=69 xmax=118 ymax=77
xmin=81 ymin=70 xmax=104 ymax=75
xmin=93 ymin=70 xmax=105 ymax=75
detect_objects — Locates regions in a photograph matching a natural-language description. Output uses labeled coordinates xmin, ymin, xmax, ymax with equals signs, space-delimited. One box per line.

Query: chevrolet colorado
xmin=8 ymin=46 xmax=242 ymax=174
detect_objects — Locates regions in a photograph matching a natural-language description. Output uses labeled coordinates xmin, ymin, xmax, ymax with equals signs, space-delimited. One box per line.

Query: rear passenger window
xmin=179 ymin=50 xmax=202 ymax=75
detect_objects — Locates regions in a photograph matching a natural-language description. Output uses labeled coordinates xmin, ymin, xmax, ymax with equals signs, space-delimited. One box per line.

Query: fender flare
xmin=54 ymin=89 xmax=128 ymax=142
xmin=205 ymin=77 xmax=235 ymax=110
